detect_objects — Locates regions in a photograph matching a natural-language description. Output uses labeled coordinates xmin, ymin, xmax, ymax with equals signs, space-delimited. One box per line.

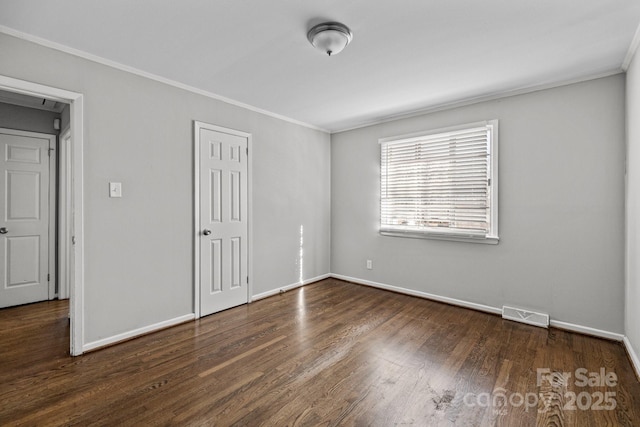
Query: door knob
xmin=0 ymin=227 xmax=7 ymax=234
xmin=202 ymin=229 xmax=212 ymax=236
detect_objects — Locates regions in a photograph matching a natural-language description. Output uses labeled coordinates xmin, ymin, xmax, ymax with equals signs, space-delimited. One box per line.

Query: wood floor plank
xmin=1 ymin=278 xmax=639 ymax=426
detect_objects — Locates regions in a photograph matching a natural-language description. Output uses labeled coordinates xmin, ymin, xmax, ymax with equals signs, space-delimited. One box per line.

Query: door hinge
xmin=247 ymin=276 xmax=249 ymax=284
xmin=246 ymin=147 xmax=248 ymax=155
xmin=47 ymin=273 xmax=50 ymax=282
xmin=48 ymin=147 xmax=55 ymax=156
xmin=487 ymin=178 xmax=491 ymax=186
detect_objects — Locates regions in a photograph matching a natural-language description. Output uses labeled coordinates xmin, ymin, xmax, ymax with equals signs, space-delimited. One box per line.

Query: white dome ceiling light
xmin=307 ymin=22 xmax=353 ymax=56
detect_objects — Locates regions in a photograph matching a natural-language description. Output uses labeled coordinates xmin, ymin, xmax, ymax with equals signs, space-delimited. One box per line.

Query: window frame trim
xmin=378 ymin=120 xmax=499 ymax=244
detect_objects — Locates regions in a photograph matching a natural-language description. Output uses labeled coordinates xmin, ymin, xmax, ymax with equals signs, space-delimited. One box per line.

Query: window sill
xmin=380 ymin=230 xmax=499 ymax=245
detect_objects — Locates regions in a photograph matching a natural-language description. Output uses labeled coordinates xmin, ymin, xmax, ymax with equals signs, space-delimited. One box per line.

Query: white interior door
xmin=0 ymin=128 xmax=54 ymax=308
xmin=198 ymin=124 xmax=248 ymax=317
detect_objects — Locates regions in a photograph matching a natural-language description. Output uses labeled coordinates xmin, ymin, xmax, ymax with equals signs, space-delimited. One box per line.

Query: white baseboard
xmin=623 ymin=336 xmax=640 ymax=379
xmin=78 ymin=274 xmax=637 ymax=377
xmin=251 ymin=273 xmax=331 ymax=301
xmin=83 ymin=313 xmax=195 ymax=353
xmin=549 ymin=320 xmax=624 ymax=342
xmin=330 ymin=274 xmax=628 ymax=342
xmin=81 ymin=274 xmax=331 ymax=353
xmin=330 ymin=273 xmax=502 ymax=316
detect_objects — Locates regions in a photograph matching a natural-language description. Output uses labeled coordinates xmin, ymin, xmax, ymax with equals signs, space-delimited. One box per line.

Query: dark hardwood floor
xmin=1 ymin=278 xmax=639 ymax=426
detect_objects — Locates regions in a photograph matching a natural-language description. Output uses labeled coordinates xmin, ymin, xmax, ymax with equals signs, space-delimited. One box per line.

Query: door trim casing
xmin=57 ymin=127 xmax=71 ymax=300
xmin=193 ymin=121 xmax=253 ymax=319
xmin=0 ymin=75 xmax=85 ymax=356
xmin=48 ymin=132 xmax=57 ymax=300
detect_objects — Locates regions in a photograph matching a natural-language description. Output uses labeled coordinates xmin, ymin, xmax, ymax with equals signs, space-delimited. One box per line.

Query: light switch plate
xmin=109 ymin=182 xmax=122 ymax=198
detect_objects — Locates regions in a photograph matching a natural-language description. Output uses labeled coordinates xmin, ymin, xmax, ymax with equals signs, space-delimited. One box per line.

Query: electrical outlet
xmin=366 ymin=259 xmax=373 ymax=270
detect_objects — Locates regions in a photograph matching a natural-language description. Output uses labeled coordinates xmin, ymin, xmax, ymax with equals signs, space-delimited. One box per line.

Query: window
xmin=380 ymin=120 xmax=498 ymax=243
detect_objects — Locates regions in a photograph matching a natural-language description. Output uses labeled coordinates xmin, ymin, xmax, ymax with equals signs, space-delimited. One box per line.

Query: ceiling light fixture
xmin=307 ymin=22 xmax=353 ymax=56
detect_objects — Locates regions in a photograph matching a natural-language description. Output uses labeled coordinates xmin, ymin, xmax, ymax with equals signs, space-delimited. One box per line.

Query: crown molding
xmin=0 ymin=24 xmax=629 ymax=136
xmin=0 ymin=25 xmax=329 ymax=134
xmin=332 ymin=70 xmax=623 ymax=134
xmin=623 ymin=20 xmax=640 ymax=71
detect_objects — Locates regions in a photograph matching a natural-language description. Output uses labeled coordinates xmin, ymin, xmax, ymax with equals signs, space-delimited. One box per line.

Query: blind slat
xmin=381 ymin=123 xmax=494 ymax=236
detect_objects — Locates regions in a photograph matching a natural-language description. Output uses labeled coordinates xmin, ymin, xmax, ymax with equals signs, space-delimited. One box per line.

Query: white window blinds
xmin=380 ymin=121 xmax=498 ymax=241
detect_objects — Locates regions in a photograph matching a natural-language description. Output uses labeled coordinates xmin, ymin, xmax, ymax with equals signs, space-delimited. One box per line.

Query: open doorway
xmin=0 ymin=75 xmax=84 ymax=356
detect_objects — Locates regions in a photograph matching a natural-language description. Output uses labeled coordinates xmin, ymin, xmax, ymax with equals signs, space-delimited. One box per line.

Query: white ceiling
xmin=1 ymin=0 xmax=639 ymax=132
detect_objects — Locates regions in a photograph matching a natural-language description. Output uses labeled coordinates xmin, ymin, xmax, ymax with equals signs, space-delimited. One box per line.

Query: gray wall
xmin=0 ymin=33 xmax=331 ymax=343
xmin=0 ymin=30 xmax=630 ymax=348
xmin=331 ymin=75 xmax=626 ymax=333
xmin=626 ymin=49 xmax=640 ymax=363
xmin=0 ymin=101 xmax=60 ymax=134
